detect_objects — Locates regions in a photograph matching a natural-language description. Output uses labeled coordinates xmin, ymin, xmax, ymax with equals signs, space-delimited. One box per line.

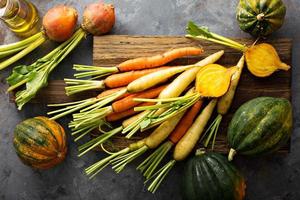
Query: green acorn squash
xmin=13 ymin=116 xmax=67 ymax=169
xmin=228 ymin=97 xmax=292 ymax=161
xmin=182 ymin=151 xmax=246 ymax=200
xmin=236 ymin=0 xmax=286 ymax=37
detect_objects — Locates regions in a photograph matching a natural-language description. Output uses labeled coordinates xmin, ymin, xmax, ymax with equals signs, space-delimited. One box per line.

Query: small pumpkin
xmin=236 ymin=0 xmax=286 ymax=37
xmin=196 ymin=64 xmax=237 ymax=97
xmin=182 ymin=151 xmax=246 ymax=200
xmin=13 ymin=116 xmax=67 ymax=169
xmin=227 ymin=97 xmax=292 ymax=161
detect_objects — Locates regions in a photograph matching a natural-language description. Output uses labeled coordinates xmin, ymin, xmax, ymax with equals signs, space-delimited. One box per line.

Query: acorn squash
xmin=236 ymin=0 xmax=286 ymax=37
xmin=182 ymin=151 xmax=246 ymax=200
xmin=13 ymin=116 xmax=67 ymax=169
xmin=227 ymin=97 xmax=292 ymax=161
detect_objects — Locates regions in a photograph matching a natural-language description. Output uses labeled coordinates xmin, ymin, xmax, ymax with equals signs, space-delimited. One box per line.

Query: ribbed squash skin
xmin=236 ymin=0 xmax=286 ymax=36
xmin=228 ymin=97 xmax=292 ymax=157
xmin=182 ymin=152 xmax=246 ymax=200
xmin=13 ymin=116 xmax=67 ymax=169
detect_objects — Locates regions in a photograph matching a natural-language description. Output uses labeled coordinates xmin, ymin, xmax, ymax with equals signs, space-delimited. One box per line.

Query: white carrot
xmin=145 ymin=99 xmax=217 ymax=193
xmin=123 ymin=51 xmax=224 ymax=136
xmin=218 ymin=56 xmax=245 ymax=114
xmin=202 ymin=55 xmax=245 ymax=150
xmin=174 ymin=99 xmax=217 ymax=160
xmin=158 ymin=50 xmax=224 ymax=98
xmin=85 ymin=111 xmax=186 ymax=177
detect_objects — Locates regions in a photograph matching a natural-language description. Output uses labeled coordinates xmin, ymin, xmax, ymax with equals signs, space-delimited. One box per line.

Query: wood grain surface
xmin=10 ymin=35 xmax=292 ymax=153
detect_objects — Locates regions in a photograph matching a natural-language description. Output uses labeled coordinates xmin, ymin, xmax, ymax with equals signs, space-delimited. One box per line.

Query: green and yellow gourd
xmin=228 ymin=97 xmax=292 ymax=161
xmin=13 ymin=116 xmax=67 ymax=169
xmin=182 ymin=151 xmax=246 ymax=200
xmin=236 ymin=0 xmax=286 ymax=36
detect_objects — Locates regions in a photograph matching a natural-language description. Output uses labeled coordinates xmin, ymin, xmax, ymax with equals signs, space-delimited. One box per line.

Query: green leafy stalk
xmin=0 ymin=35 xmax=46 ymax=70
xmin=78 ymin=126 xmax=123 ymax=157
xmin=186 ymin=21 xmax=247 ymax=52
xmin=0 ymin=32 xmax=44 ymax=59
xmin=137 ymin=141 xmax=173 ymax=179
xmin=145 ymin=159 xmax=176 ymax=193
xmin=48 ymin=97 xmax=100 ymax=120
xmin=122 ymin=93 xmax=200 ymax=138
xmin=48 ymin=88 xmax=125 ymax=120
xmin=64 ymin=78 xmax=105 ymax=96
xmin=72 ymin=106 xmax=112 ymax=128
xmin=85 ymin=147 xmax=130 ymax=179
xmin=110 ymin=145 xmax=148 ymax=173
xmin=0 ymin=46 xmax=28 ymax=59
xmin=200 ymin=114 xmax=223 ymax=150
xmin=7 ymin=28 xmax=86 ymax=109
xmin=73 ymin=64 xmax=118 ymax=79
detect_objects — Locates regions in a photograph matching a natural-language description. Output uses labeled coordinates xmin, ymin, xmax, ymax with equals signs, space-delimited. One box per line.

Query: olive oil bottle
xmin=0 ymin=0 xmax=40 ymax=37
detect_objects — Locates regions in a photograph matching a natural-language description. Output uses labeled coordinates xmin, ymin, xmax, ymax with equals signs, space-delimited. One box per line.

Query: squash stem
xmin=146 ymin=159 xmax=176 ymax=193
xmin=195 ymin=148 xmax=206 ymax=156
xmin=228 ymin=148 xmax=237 ymax=161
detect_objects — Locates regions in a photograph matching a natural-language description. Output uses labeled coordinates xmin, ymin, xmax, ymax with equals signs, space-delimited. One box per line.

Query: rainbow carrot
xmin=137 ymin=100 xmax=203 ymax=179
xmin=106 ymin=102 xmax=153 ymax=122
xmin=145 ymin=99 xmax=217 ymax=193
xmin=65 ymin=66 xmax=171 ymax=95
xmin=117 ymin=47 xmax=203 ymax=72
xmin=68 ymin=85 xmax=166 ymax=142
xmin=72 ymin=47 xmax=204 ymax=79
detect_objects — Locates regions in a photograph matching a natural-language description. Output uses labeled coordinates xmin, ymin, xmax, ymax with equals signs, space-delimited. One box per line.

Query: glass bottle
xmin=0 ymin=0 xmax=40 ymax=37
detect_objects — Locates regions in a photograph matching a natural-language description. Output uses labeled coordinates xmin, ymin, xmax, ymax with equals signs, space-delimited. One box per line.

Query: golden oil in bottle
xmin=0 ymin=0 xmax=40 ymax=37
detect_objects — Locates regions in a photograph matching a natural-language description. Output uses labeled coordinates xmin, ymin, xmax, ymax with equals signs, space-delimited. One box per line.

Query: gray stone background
xmin=0 ymin=0 xmax=299 ymax=200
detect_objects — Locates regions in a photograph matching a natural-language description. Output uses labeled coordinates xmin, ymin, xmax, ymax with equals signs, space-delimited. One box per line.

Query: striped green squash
xmin=236 ymin=0 xmax=286 ymax=36
xmin=13 ymin=116 xmax=67 ymax=169
xmin=228 ymin=97 xmax=292 ymax=161
xmin=182 ymin=151 xmax=246 ymax=200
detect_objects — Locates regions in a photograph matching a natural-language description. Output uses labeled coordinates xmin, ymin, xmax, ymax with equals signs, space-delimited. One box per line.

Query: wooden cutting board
xmin=9 ymin=35 xmax=292 ymax=153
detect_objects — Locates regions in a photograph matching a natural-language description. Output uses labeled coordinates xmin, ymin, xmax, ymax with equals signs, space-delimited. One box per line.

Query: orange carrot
xmin=117 ymin=47 xmax=203 ymax=72
xmin=104 ymin=66 xmax=171 ymax=88
xmin=136 ymin=100 xmax=203 ymax=181
xmin=169 ymin=100 xmax=203 ymax=144
xmin=106 ymin=102 xmax=153 ymax=122
xmin=111 ymin=85 xmax=166 ymax=113
xmin=96 ymin=87 xmax=129 ymax=99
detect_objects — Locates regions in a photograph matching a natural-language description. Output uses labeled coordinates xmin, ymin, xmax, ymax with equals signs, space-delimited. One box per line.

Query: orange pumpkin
xmin=13 ymin=116 xmax=67 ymax=169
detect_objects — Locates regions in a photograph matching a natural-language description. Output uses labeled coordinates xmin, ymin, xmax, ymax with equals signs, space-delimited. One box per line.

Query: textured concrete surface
xmin=0 ymin=0 xmax=299 ymax=200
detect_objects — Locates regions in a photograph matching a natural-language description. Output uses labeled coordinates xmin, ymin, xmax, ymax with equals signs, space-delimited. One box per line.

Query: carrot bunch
xmin=48 ymin=46 xmax=209 ymax=150
xmin=46 ymin=46 xmax=244 ymax=193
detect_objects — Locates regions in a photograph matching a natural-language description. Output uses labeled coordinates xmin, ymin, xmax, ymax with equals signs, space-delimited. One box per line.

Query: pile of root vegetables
xmin=45 ymin=18 xmax=290 ymax=192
